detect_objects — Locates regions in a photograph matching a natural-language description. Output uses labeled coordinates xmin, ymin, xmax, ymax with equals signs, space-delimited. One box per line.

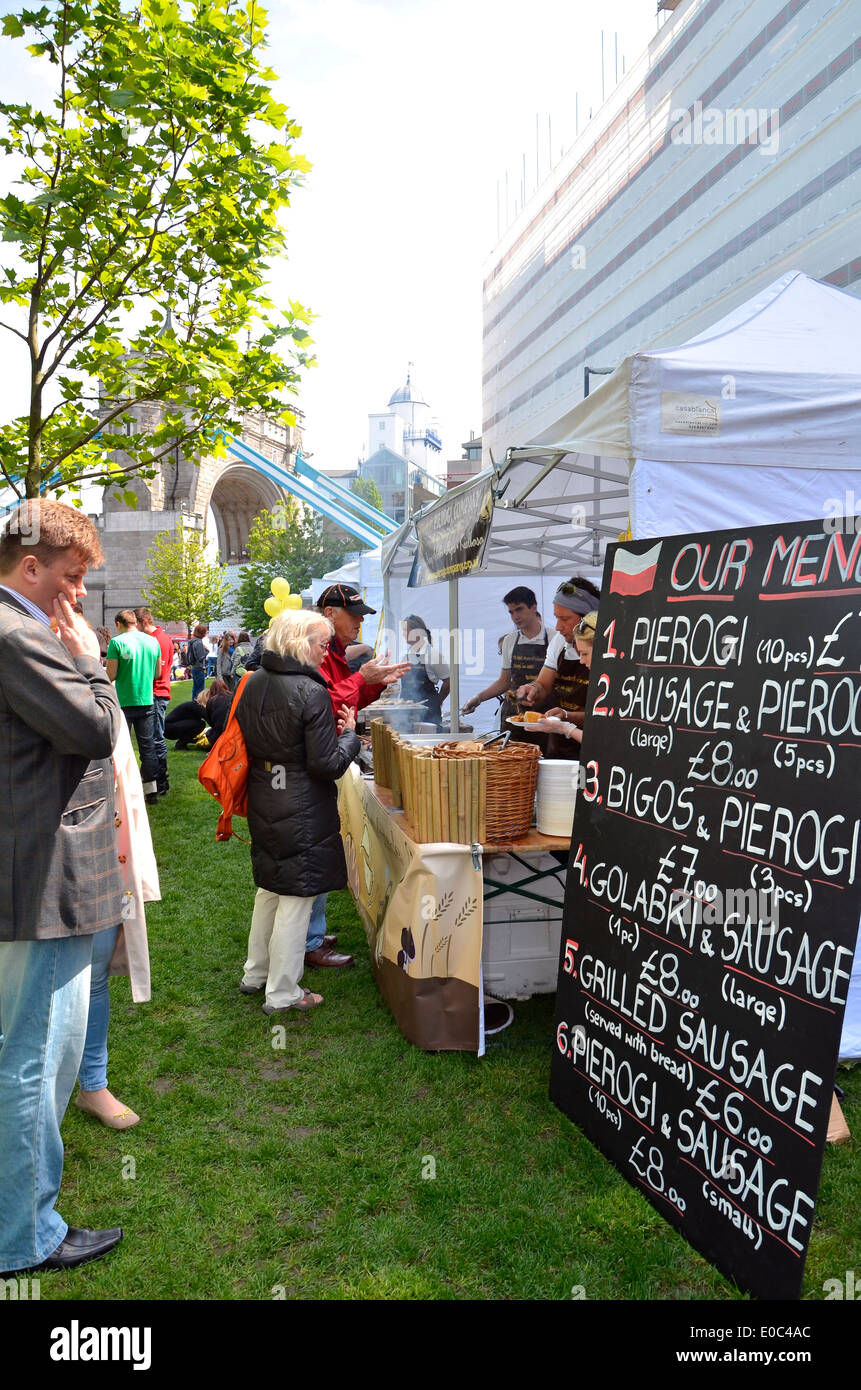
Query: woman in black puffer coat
xmin=234 ymin=610 xmax=360 ymax=1014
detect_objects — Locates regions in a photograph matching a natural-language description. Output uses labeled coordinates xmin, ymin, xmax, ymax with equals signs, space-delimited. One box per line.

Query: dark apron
xmin=401 ymin=658 xmax=443 ymax=726
xmin=502 ymin=631 xmax=550 ymax=749
xmin=546 ymin=646 xmax=591 ymax=760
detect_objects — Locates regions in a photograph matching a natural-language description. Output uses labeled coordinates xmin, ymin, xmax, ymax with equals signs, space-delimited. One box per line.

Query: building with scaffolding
xmin=482 ymin=0 xmax=860 ymax=465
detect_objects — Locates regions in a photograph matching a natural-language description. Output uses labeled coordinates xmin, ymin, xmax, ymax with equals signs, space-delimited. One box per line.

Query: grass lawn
xmin=42 ymin=681 xmax=860 ymax=1301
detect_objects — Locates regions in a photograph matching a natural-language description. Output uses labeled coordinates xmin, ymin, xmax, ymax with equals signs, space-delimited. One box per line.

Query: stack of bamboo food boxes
xmin=370 ymin=719 xmax=539 ymax=845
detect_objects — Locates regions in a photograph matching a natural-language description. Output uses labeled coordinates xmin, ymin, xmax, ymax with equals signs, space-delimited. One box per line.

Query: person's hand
xmin=516 ymin=681 xmax=540 ymax=705
xmin=337 ymin=703 xmax=356 ymax=734
xmin=53 ymin=596 xmax=100 ymax=660
xmin=461 ymin=695 xmax=480 ymax=714
xmin=545 ymin=706 xmax=566 ymax=720
xmin=360 ymin=656 xmax=411 ymax=686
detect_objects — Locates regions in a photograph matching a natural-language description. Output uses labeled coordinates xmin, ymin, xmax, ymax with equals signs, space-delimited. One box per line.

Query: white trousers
xmin=243 ymin=889 xmax=313 ymax=1009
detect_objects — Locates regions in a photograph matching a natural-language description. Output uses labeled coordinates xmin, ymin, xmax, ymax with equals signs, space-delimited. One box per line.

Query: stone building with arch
xmin=83 ymin=405 xmax=301 ymax=629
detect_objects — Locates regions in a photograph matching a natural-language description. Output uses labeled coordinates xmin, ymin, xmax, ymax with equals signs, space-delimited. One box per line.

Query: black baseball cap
xmin=316 ymin=583 xmax=376 ymax=616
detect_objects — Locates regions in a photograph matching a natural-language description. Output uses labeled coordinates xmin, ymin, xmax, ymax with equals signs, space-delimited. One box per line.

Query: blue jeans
xmin=191 ymin=667 xmax=206 ymax=699
xmin=0 ymin=934 xmax=94 ymax=1271
xmin=305 ymin=893 xmax=328 ymax=951
xmin=153 ymin=696 xmax=168 ymax=792
xmin=123 ymin=704 xmax=158 ymax=792
xmin=78 ymin=925 xmax=119 ymax=1093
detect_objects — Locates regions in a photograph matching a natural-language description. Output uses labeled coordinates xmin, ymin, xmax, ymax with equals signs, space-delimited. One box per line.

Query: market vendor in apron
xmin=540 ymin=610 xmax=597 ymax=747
xmin=400 ymin=615 xmax=450 ymax=727
xmin=516 ymin=575 xmax=601 ymax=758
xmin=460 ymin=587 xmax=551 ymax=742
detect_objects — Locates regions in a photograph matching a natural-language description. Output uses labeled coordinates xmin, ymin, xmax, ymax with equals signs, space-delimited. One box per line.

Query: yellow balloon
xmin=284 ymin=593 xmax=303 ymax=609
xmin=270 ymin=577 xmax=291 ymax=601
xmin=263 ymin=595 xmax=281 ymax=617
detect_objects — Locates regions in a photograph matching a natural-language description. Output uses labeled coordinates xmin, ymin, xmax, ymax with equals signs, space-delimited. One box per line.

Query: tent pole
xmin=382 ymin=567 xmax=392 ymax=656
xmin=449 ymin=577 xmax=460 ymax=733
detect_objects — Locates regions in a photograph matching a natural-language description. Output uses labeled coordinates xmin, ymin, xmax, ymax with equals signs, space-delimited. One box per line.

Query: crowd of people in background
xmin=0 ymin=497 xmax=420 ymax=1278
xmin=0 ymin=491 xmax=607 ymax=1282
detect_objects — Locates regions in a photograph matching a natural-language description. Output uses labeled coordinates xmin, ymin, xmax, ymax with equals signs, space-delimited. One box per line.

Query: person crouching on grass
xmin=235 ymin=610 xmax=361 ymax=1014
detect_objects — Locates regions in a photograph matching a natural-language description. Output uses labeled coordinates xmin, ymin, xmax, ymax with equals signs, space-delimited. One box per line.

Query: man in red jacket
xmin=302 ymin=584 xmax=410 ymax=970
xmin=316 ymin=583 xmax=409 ymax=717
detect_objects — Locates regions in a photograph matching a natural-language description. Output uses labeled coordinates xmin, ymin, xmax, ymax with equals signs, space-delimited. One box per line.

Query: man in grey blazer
xmin=0 ymin=500 xmax=127 ymax=1275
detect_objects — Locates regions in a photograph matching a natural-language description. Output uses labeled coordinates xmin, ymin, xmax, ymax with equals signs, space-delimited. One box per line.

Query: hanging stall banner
xmin=410 ymin=474 xmax=494 ymax=586
xmin=550 ymin=517 xmax=861 ymax=1300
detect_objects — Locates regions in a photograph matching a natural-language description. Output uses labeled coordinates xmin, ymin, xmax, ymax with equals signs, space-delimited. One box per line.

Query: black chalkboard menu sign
xmin=550 ymin=517 xmax=861 ymax=1301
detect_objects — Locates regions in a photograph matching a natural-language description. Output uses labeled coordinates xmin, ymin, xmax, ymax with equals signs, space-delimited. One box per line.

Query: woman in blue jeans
xmin=74 ymin=716 xmax=158 ymax=1131
xmin=75 ymin=926 xmax=139 ymax=1130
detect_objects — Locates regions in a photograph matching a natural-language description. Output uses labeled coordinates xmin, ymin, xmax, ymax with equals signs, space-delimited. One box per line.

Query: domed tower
xmin=381 ymin=366 xmax=442 ymax=478
xmin=362 ymin=364 xmax=445 ymax=522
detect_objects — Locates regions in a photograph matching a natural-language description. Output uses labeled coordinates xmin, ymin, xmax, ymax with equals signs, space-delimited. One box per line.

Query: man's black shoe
xmin=2 ymin=1226 xmax=122 ymax=1275
xmin=144 ymin=793 xmax=159 ymax=806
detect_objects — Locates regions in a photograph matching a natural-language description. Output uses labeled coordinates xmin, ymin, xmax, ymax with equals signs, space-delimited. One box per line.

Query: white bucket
xmin=536 ymin=758 xmax=578 ymax=836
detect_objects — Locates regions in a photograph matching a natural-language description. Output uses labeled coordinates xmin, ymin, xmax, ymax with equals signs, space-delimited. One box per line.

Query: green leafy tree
xmin=351 ymin=474 xmax=384 ymax=514
xmin=0 ymin=0 xmax=313 ymax=500
xmin=236 ymin=499 xmax=350 ymax=630
xmin=142 ymin=525 xmax=229 ymax=636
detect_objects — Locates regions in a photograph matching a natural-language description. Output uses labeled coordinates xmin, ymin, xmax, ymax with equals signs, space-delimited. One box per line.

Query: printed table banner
xmin=338 ymin=766 xmax=484 ymax=1050
xmin=409 ymin=474 xmax=494 ymax=586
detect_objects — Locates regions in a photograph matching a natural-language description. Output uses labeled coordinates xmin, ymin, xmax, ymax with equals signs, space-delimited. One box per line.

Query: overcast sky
xmin=0 ymin=0 xmax=658 ymax=480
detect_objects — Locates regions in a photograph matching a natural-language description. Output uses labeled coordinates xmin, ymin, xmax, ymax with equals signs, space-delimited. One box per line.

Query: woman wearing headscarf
xmin=516 ymin=575 xmax=600 ymax=757
xmin=543 ymin=611 xmax=597 ymax=744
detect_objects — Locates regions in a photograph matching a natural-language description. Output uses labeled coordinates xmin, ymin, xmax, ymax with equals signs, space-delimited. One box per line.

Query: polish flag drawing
xmin=609 ymin=542 xmax=662 ymax=596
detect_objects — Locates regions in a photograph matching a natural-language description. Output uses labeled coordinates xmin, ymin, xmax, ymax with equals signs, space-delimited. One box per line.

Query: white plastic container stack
xmin=535 ymin=758 xmax=578 ymax=836
xmin=482 ymin=852 xmax=567 ymax=998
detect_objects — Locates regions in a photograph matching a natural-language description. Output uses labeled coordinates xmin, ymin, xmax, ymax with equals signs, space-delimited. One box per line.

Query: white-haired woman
xmin=234 ymin=610 xmax=360 ymax=1013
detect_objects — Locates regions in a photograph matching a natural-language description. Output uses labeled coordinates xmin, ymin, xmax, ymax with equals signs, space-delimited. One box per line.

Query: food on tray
xmin=507 ymin=713 xmax=563 ymax=729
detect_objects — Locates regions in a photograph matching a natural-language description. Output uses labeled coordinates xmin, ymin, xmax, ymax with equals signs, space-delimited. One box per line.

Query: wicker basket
xmin=433 ymin=741 xmax=540 ymax=842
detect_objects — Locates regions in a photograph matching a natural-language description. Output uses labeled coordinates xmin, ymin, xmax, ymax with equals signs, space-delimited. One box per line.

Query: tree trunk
xmin=26 ymin=309 xmax=42 ymax=498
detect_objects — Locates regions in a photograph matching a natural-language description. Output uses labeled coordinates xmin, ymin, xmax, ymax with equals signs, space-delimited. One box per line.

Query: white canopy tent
xmin=313 ymin=543 xmax=567 ymax=725
xmin=383 ymin=271 xmax=861 ymax=692
xmin=386 ymin=271 xmax=861 ymax=602
xmin=380 ymin=270 xmax=861 ymax=1054
xmin=527 ymin=269 xmax=861 ymax=540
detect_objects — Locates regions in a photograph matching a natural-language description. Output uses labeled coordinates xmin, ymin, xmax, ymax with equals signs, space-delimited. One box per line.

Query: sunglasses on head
xmin=575 ymin=618 xmax=594 ymax=636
